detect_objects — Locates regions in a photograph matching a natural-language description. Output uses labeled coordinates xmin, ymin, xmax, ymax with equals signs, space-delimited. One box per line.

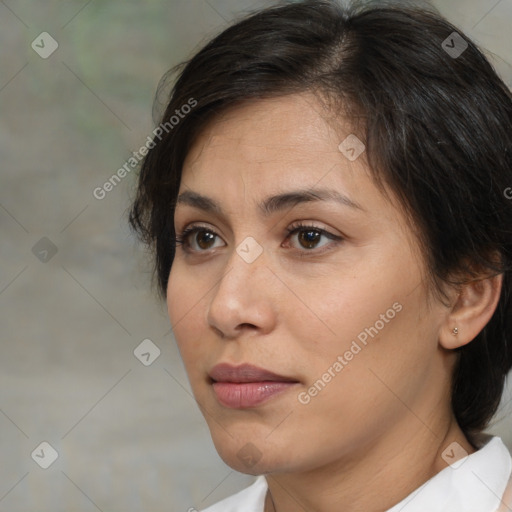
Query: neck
xmin=264 ymin=414 xmax=473 ymax=512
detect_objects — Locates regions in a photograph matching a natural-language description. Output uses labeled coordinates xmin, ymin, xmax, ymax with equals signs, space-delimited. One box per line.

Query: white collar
xmin=201 ymin=436 xmax=512 ymax=512
xmin=387 ymin=436 xmax=512 ymax=511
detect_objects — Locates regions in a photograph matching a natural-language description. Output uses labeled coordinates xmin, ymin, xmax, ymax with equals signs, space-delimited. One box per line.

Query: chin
xmin=217 ymin=448 xmax=280 ymax=475
xmin=210 ymin=431 xmax=301 ymax=475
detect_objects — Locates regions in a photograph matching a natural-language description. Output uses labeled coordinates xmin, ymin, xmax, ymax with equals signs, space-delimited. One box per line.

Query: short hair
xmin=129 ymin=0 xmax=512 ymax=443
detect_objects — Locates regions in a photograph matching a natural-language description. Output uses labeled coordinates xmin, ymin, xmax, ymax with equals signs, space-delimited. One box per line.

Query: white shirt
xmin=200 ymin=436 xmax=512 ymax=512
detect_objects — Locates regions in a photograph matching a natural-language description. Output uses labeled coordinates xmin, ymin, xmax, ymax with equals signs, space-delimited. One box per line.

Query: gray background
xmin=1 ymin=0 xmax=511 ymax=511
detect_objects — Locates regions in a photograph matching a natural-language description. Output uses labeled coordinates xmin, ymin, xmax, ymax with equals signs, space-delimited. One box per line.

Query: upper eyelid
xmin=175 ymin=223 xmax=340 ymax=250
xmin=176 ymin=221 xmax=333 ymax=237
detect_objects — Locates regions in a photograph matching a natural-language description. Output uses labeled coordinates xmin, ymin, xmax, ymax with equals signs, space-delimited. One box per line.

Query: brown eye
xmin=175 ymin=227 xmax=224 ymax=252
xmin=175 ymin=222 xmax=342 ymax=256
xmin=195 ymin=230 xmax=216 ymax=250
xmin=285 ymin=223 xmax=341 ymax=253
xmin=297 ymin=229 xmax=322 ymax=249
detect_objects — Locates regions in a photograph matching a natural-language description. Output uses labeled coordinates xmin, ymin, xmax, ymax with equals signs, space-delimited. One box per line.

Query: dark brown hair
xmin=129 ymin=0 xmax=512 ymax=443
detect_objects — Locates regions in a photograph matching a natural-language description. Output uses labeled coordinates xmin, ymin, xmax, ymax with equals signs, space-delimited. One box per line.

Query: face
xmin=167 ymin=93 xmax=451 ymax=475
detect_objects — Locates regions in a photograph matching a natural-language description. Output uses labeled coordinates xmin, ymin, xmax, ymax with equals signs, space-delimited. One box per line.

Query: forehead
xmin=181 ymin=93 xmax=365 ymax=192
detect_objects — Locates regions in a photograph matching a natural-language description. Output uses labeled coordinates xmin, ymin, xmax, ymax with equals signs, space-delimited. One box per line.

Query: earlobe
xmin=439 ymin=273 xmax=503 ymax=350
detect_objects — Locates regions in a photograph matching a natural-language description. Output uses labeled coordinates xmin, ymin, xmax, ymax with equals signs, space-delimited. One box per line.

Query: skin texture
xmin=167 ymin=93 xmax=502 ymax=512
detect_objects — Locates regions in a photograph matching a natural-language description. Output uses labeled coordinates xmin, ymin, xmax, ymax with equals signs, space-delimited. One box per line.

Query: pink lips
xmin=209 ymin=363 xmax=299 ymax=408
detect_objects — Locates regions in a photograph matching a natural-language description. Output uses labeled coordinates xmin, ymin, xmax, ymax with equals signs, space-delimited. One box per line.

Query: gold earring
xmin=452 ymin=327 xmax=459 ymax=335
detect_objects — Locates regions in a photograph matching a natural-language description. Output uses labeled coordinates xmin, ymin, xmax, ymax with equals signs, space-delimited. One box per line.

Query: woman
xmin=129 ymin=1 xmax=512 ymax=510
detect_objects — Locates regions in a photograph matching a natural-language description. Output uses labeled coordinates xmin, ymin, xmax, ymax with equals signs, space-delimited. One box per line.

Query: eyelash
xmin=174 ymin=222 xmax=343 ymax=257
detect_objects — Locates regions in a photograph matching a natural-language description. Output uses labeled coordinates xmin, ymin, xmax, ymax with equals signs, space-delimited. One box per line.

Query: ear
xmin=439 ymin=273 xmax=503 ymax=350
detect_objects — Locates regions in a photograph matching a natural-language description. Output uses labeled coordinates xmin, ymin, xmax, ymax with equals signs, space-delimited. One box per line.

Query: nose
xmin=206 ymin=239 xmax=277 ymax=339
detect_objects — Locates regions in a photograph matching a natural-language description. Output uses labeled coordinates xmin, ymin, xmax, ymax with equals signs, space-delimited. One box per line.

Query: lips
xmin=209 ymin=363 xmax=298 ymax=383
xmin=209 ymin=363 xmax=299 ymax=408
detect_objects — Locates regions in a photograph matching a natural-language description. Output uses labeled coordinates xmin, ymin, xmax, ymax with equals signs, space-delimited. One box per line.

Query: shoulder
xmin=199 ymin=475 xmax=268 ymax=512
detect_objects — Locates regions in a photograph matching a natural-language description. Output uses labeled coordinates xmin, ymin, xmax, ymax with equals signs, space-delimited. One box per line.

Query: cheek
xmin=286 ymin=270 xmax=399 ymax=357
xmin=166 ymin=264 xmax=206 ymax=360
xmin=308 ymin=292 xmax=435 ymax=417
xmin=291 ymin=260 xmax=434 ymax=395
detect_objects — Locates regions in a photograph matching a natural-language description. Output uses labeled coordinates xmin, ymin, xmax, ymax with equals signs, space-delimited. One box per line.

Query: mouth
xmin=208 ymin=363 xmax=300 ymax=408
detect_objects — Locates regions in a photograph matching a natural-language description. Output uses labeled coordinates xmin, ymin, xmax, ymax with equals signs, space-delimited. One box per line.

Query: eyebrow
xmin=175 ymin=187 xmax=364 ymax=217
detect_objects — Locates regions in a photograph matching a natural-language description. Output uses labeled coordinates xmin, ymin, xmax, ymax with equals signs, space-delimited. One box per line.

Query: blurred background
xmin=1 ymin=0 xmax=511 ymax=510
